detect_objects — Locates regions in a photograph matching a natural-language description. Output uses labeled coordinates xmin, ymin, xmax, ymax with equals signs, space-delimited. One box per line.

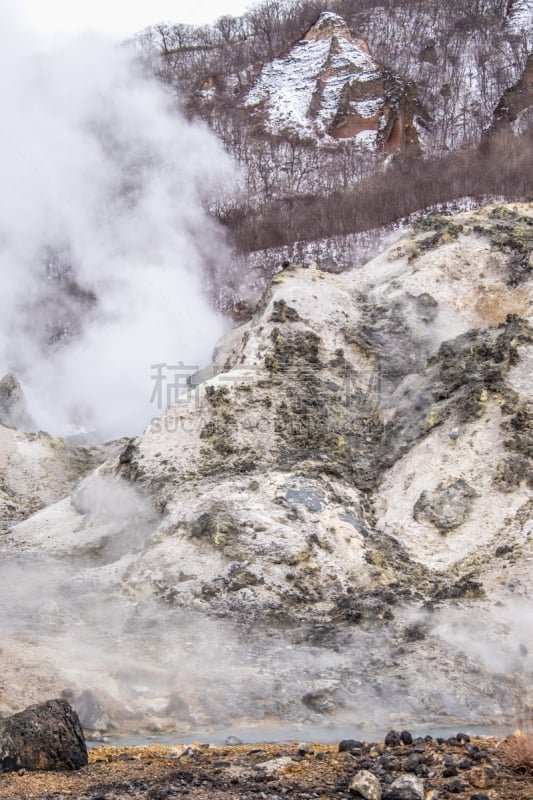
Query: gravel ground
xmin=0 ymin=734 xmax=532 ymax=800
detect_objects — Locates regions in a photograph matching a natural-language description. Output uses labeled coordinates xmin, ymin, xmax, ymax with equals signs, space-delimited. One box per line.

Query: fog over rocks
xmin=1 ymin=203 xmax=532 ymax=737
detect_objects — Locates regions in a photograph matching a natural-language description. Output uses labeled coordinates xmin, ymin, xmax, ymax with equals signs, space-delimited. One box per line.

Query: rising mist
xmin=0 ymin=8 xmax=235 ymax=440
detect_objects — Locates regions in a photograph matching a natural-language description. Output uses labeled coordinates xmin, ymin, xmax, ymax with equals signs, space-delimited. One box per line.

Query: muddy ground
xmin=0 ymin=734 xmax=531 ymax=800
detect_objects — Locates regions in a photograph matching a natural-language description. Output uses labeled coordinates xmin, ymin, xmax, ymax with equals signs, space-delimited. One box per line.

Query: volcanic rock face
xmin=0 ymin=700 xmax=87 ymax=772
xmin=111 ymin=203 xmax=533 ymax=611
xmin=2 ymin=202 xmax=533 ymax=733
xmin=245 ymin=12 xmax=426 ymax=152
xmin=0 ymin=374 xmax=34 ymax=431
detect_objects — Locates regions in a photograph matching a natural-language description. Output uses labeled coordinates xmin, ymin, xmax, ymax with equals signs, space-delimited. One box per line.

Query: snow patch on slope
xmin=245 ymin=13 xmax=381 ymax=140
xmin=508 ymin=0 xmax=533 ymax=45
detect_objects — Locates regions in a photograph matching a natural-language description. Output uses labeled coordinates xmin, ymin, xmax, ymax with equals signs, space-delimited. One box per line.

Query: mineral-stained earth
xmin=0 ymin=202 xmax=532 ymax=740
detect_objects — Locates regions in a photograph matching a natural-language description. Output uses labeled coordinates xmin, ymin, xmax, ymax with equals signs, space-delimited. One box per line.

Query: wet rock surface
xmin=0 ymin=699 xmax=87 ymax=773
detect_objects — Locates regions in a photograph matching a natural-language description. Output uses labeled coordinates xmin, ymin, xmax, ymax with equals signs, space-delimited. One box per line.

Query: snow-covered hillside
xmin=244 ymin=11 xmax=424 ymax=152
xmin=155 ymin=1 xmax=533 ymax=208
xmin=508 ymin=0 xmax=533 ymax=46
xmin=245 ymin=13 xmax=381 ymax=141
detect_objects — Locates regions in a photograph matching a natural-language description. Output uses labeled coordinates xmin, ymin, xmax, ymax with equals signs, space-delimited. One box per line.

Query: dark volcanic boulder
xmin=0 ymin=699 xmax=87 ymax=772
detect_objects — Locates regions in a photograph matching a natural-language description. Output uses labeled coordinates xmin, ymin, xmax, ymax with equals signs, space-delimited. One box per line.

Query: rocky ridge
xmin=243 ymin=12 xmax=426 ymax=151
xmin=1 ymin=202 xmax=532 ymax=735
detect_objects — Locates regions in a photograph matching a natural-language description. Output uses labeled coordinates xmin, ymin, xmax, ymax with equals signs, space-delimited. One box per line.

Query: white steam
xmin=432 ymin=602 xmax=533 ymax=675
xmin=0 ymin=10 xmax=235 ymax=440
xmin=2 ymin=472 xmax=531 ymax=734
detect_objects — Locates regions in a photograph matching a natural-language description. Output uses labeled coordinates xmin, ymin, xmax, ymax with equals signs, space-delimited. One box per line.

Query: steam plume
xmin=0 ymin=8 xmax=235 ymax=440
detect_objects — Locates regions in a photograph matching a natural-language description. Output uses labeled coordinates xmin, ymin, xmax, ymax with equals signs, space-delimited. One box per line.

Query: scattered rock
xmin=447 ymin=778 xmax=466 ymax=793
xmin=0 ymin=699 xmax=87 ymax=772
xmin=469 ymin=765 xmax=497 ymax=789
xmin=349 ymin=769 xmax=382 ymax=800
xmin=442 ymin=765 xmax=458 ymax=777
xmin=384 ymin=731 xmax=402 ymax=747
xmin=340 ymin=740 xmax=365 ymax=753
xmin=383 ymin=774 xmax=425 ymax=800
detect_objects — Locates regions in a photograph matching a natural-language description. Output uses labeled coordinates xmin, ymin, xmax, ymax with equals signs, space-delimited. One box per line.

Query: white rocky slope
xmin=244 ymin=11 xmax=424 ymax=151
xmin=1 ymin=202 xmax=532 ymax=734
xmin=245 ymin=12 xmax=380 ymax=140
xmin=0 ymin=419 xmax=118 ymax=537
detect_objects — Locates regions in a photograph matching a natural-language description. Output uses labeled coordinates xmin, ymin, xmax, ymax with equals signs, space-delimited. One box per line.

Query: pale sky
xmin=17 ymin=0 xmax=254 ymax=43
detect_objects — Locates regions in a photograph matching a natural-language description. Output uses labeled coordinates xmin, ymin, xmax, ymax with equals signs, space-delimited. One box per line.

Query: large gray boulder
xmin=350 ymin=769 xmax=382 ymax=799
xmin=0 ymin=699 xmax=87 ymax=772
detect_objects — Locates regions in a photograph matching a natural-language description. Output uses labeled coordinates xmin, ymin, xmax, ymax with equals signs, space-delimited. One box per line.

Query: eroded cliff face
xmin=492 ymin=53 xmax=533 ymax=134
xmin=244 ymin=12 xmax=427 ymax=153
xmin=1 ymin=203 xmax=532 ymax=734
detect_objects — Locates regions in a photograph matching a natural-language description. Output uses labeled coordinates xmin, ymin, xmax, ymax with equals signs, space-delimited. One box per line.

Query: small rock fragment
xmin=442 ymin=766 xmax=458 ymax=777
xmin=404 ymin=754 xmax=423 ymax=772
xmin=469 ymin=765 xmax=497 ymax=789
xmin=447 ymin=779 xmax=465 ymax=793
xmin=413 ymin=479 xmax=477 ymax=532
